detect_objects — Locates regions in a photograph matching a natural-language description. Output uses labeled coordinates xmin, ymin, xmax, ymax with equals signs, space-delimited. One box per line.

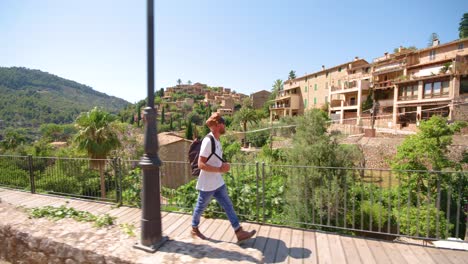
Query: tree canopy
xmin=459 ymin=13 xmax=468 ymax=39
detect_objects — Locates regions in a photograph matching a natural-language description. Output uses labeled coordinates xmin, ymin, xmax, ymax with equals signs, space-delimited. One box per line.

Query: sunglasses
xmin=218 ymin=118 xmax=225 ymax=125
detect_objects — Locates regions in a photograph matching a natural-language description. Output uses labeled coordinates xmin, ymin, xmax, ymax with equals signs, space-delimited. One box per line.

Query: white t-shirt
xmin=196 ymin=132 xmax=225 ymax=191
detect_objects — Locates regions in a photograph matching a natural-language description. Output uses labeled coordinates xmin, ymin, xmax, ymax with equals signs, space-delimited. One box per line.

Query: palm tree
xmin=272 ymin=79 xmax=283 ymax=98
xmin=234 ymin=107 xmax=259 ymax=148
xmin=74 ymin=107 xmax=121 ymax=198
xmin=177 ymin=78 xmax=182 ymax=86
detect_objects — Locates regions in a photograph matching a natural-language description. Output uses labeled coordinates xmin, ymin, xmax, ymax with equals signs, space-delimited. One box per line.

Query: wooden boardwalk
xmin=1 ymin=188 xmax=467 ymax=264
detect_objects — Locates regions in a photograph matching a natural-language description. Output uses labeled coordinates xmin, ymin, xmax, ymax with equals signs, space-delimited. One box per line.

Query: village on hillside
xmin=159 ymin=37 xmax=468 ymax=135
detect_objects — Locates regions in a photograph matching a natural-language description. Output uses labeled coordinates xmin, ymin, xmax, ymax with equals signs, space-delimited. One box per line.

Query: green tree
xmin=177 ymin=78 xmax=182 ymax=86
xmin=74 ymin=107 xmax=121 ymax=198
xmin=391 ymin=116 xmax=466 ymax=238
xmin=0 ymin=128 xmax=27 ymax=151
xmin=459 ymin=13 xmax=468 ymax=39
xmin=284 ymin=109 xmax=356 ymax=228
xmin=169 ymin=115 xmax=173 ymax=131
xmin=185 ymin=121 xmax=193 ymax=140
xmin=160 ymin=107 xmax=165 ymax=124
xmin=392 ymin=115 xmax=465 ymax=172
xmin=234 ymin=106 xmax=259 ymax=148
xmin=288 ymin=70 xmax=296 ymax=80
xmin=40 ymin=123 xmax=76 ymax=142
xmin=187 ymin=80 xmax=192 ymax=85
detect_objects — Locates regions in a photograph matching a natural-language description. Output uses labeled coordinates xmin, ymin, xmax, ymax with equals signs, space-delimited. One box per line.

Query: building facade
xmin=250 ymin=90 xmax=271 ymax=109
xmin=270 ymin=38 xmax=468 ymax=129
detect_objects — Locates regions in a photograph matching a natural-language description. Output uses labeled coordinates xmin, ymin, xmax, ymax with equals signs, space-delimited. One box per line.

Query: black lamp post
xmin=133 ymin=0 xmax=168 ymax=252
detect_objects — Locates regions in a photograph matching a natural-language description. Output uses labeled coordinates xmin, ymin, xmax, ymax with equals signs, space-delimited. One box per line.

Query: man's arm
xmin=198 ymin=156 xmax=230 ymax=173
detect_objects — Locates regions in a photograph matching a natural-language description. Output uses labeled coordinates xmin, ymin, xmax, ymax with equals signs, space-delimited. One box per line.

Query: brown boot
xmin=235 ymin=227 xmax=256 ymax=243
xmin=191 ymin=227 xmax=207 ymax=240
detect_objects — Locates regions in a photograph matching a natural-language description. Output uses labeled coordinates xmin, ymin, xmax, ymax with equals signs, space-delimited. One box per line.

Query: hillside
xmin=0 ymin=67 xmax=130 ymax=129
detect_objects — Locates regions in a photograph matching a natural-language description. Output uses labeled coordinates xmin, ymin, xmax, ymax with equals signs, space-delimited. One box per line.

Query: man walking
xmin=191 ymin=112 xmax=256 ymax=243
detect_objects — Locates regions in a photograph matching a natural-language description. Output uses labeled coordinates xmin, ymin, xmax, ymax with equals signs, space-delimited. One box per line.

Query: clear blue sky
xmin=1 ymin=0 xmax=466 ymax=103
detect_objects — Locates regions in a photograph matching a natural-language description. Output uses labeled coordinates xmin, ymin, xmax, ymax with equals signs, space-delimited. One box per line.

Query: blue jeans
xmin=192 ymin=184 xmax=240 ymax=231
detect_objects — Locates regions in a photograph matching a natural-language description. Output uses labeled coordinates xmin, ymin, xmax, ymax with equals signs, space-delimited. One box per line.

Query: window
xmin=305 ymin=86 xmax=308 ymax=92
xmin=461 ymin=76 xmax=468 ymax=94
xmin=458 ymin=43 xmax=464 ymax=50
xmin=398 ymin=84 xmax=419 ymax=100
xmin=338 ymin=67 xmax=342 ymax=72
xmin=441 ymin=81 xmax=450 ymax=95
xmin=424 ymin=83 xmax=432 ymax=97
xmin=304 ymin=99 xmax=308 ymax=107
xmin=314 ymin=84 xmax=317 ymax=91
xmin=423 ymin=80 xmax=450 ymax=98
xmin=338 ymin=80 xmax=341 ymax=87
xmin=429 ymin=50 xmax=436 ymax=61
xmin=325 ymin=96 xmax=328 ymax=103
xmin=350 ymin=97 xmax=356 ymax=105
xmin=314 ymin=97 xmax=317 ymax=105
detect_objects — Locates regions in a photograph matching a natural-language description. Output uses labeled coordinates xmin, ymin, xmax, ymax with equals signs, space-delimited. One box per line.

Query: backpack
xmin=188 ymin=134 xmax=224 ymax=176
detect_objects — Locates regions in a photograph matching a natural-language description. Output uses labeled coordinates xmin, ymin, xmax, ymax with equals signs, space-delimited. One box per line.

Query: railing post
xmin=262 ymin=162 xmax=266 ymax=224
xmin=255 ymin=162 xmax=259 ymax=223
xmin=28 ymin=155 xmax=35 ymax=194
xmin=113 ymin=157 xmax=122 ymax=204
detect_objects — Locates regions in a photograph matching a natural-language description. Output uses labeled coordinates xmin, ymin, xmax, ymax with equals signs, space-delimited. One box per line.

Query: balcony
xmin=374 ymin=80 xmax=394 ymax=90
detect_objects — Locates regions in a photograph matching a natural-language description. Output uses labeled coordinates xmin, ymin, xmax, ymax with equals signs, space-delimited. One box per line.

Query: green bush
xmin=394 ymin=204 xmax=453 ymax=239
xmin=121 ymin=168 xmax=142 ymax=207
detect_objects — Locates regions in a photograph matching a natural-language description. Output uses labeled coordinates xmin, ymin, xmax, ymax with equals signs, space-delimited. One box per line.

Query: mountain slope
xmin=0 ymin=67 xmax=130 ymax=129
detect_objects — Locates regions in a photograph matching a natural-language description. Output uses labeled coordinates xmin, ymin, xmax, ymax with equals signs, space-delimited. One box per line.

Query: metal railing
xmin=0 ymin=155 xmax=466 ymax=242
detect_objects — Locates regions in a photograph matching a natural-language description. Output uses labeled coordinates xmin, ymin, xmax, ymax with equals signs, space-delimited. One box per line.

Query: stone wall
xmin=0 ymin=201 xmax=263 ymax=264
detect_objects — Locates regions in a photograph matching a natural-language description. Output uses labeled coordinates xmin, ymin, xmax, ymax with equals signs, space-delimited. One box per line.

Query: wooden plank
xmin=379 ymin=241 xmax=408 ymax=264
xmin=239 ymin=222 xmax=260 ymax=248
xmin=405 ymin=244 xmax=437 ymax=264
xmin=251 ymin=224 xmax=270 ymax=253
xmin=392 ymin=243 xmax=423 ymax=264
xmin=21 ymin=197 xmax=55 ymax=208
xmin=438 ymin=248 xmax=468 ymax=264
xmin=423 ymin=247 xmax=453 ymax=264
xmin=303 ymin=229 xmax=317 ymax=264
xmin=0 ymin=191 xmax=27 ymax=201
xmin=366 ymin=239 xmax=392 ymax=264
xmin=203 ymin=218 xmax=225 ymax=239
xmin=117 ymin=208 xmax=140 ymax=223
xmin=219 ymin=218 xmax=238 ymax=243
xmin=288 ymin=229 xmax=304 ymax=264
xmin=170 ymin=214 xmax=194 ymax=239
xmin=340 ymin=235 xmax=363 ymax=264
xmin=263 ymin=225 xmax=282 ymax=263
xmin=209 ymin=218 xmax=231 ymax=241
xmin=353 ymin=237 xmax=377 ymax=264
xmin=198 ymin=218 xmax=215 ymax=239
xmin=164 ymin=213 xmax=190 ymax=237
xmin=274 ymin=224 xmax=291 ymax=264
xmin=315 ymin=232 xmax=332 ymax=264
xmin=6 ymin=194 xmax=36 ymax=205
xmin=327 ymin=234 xmax=347 ymax=264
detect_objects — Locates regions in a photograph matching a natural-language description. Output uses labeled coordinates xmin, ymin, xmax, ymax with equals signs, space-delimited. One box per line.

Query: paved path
xmin=1 ymin=188 xmax=468 ymax=263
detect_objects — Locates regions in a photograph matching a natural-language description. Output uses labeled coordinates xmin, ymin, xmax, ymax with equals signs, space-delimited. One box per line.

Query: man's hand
xmin=220 ymin=162 xmax=230 ymax=173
